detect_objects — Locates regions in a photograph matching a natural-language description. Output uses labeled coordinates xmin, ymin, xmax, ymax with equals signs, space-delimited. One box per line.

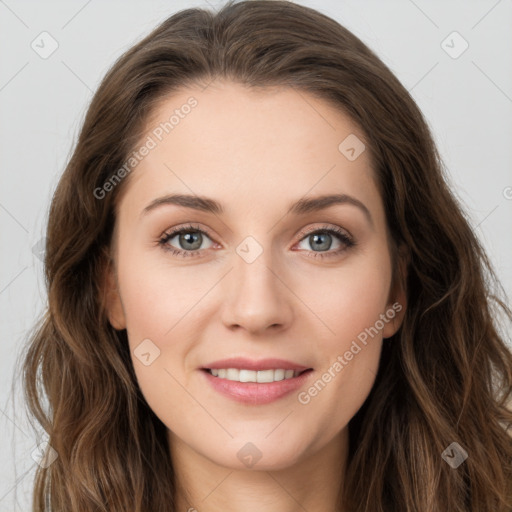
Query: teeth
xmin=209 ymin=368 xmax=300 ymax=382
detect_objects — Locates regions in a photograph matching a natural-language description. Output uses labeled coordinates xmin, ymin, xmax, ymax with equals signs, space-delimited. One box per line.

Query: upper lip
xmin=201 ymin=357 xmax=312 ymax=372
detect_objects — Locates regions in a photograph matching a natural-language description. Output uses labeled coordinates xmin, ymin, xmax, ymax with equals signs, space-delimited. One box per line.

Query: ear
xmin=101 ymin=251 xmax=127 ymax=331
xmin=382 ymin=244 xmax=409 ymax=339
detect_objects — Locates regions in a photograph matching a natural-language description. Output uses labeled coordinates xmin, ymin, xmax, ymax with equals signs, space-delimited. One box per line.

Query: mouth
xmin=200 ymin=366 xmax=315 ymax=404
xmin=201 ymin=367 xmax=313 ymax=383
xmin=199 ymin=357 xmax=314 ymax=403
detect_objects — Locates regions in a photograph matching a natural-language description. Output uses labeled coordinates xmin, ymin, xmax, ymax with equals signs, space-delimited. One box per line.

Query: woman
xmin=21 ymin=1 xmax=512 ymax=510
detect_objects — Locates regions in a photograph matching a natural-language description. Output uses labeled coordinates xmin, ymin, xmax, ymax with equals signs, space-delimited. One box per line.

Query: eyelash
xmin=157 ymin=223 xmax=356 ymax=260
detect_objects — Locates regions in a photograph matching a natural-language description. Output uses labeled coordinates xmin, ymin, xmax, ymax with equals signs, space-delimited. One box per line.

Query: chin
xmin=207 ymin=438 xmax=307 ymax=472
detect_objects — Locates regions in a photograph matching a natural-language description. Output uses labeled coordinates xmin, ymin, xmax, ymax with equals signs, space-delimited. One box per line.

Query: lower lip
xmin=200 ymin=369 xmax=314 ymax=405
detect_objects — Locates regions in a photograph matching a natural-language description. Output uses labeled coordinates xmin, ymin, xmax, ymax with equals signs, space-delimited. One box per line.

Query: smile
xmin=206 ymin=368 xmax=307 ymax=382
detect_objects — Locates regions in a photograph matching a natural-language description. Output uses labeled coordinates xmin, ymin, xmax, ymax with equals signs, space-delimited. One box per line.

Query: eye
xmin=158 ymin=223 xmax=356 ymax=259
xmin=294 ymin=225 xmax=355 ymax=259
xmin=158 ymin=223 xmax=214 ymax=258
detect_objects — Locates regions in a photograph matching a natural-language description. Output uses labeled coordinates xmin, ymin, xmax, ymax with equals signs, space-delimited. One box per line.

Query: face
xmin=105 ymin=80 xmax=406 ymax=471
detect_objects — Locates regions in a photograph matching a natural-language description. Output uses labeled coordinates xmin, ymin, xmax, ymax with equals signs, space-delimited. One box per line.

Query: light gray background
xmin=1 ymin=0 xmax=511 ymax=509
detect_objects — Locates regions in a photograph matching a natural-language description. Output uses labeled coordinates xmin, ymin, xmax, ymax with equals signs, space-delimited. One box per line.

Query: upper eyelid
xmin=161 ymin=224 xmax=213 ymax=240
xmin=299 ymin=224 xmax=351 ymax=238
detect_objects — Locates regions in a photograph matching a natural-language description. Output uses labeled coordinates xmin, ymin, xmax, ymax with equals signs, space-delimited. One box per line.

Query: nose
xmin=221 ymin=247 xmax=294 ymax=336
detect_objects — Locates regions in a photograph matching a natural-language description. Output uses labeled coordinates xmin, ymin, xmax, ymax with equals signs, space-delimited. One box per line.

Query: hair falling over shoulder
xmin=19 ymin=1 xmax=512 ymax=510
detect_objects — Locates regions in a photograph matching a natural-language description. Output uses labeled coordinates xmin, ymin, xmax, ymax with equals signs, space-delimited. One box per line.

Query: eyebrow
xmin=141 ymin=193 xmax=373 ymax=226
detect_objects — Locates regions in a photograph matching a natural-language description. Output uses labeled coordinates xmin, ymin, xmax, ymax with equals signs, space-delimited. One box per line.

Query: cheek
xmin=298 ymin=337 xmax=382 ymax=448
xmin=114 ymin=248 xmax=203 ymax=426
xmin=298 ymin=299 xmax=386 ymax=445
xmin=294 ymin=250 xmax=391 ymax=428
xmin=303 ymin=249 xmax=392 ymax=344
xmin=116 ymin=243 xmax=207 ymax=341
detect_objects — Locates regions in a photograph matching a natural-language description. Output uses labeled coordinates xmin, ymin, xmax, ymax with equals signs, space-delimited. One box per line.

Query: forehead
xmin=117 ymin=80 xmax=382 ymax=223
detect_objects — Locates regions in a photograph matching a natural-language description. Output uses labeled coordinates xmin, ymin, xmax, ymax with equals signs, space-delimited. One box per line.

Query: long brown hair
xmin=19 ymin=1 xmax=512 ymax=510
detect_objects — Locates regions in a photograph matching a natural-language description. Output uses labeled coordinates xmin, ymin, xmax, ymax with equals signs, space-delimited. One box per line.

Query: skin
xmin=104 ymin=80 xmax=407 ymax=512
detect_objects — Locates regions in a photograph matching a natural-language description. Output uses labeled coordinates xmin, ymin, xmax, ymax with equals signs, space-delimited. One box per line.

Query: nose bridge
xmin=221 ymin=234 xmax=293 ymax=333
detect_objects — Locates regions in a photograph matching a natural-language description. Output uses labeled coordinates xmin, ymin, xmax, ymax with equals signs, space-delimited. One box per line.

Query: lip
xmin=201 ymin=357 xmax=311 ymax=372
xmin=200 ymin=367 xmax=314 ymax=405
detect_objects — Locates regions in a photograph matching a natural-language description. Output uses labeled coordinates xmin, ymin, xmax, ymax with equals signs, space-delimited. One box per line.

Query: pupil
xmin=181 ymin=231 xmax=201 ymax=250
